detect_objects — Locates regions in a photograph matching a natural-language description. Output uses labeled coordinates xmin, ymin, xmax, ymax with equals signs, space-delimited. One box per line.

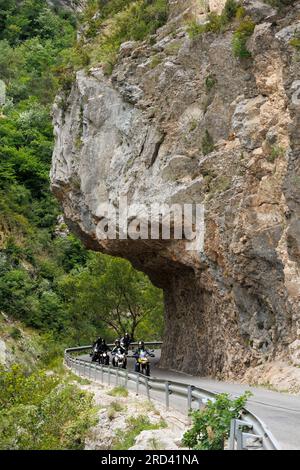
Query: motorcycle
xmin=91 ymin=344 xmax=101 ymax=362
xmin=135 ymin=350 xmax=155 ymax=377
xmin=112 ymin=348 xmax=127 ymax=369
xmin=99 ymin=351 xmax=110 ymax=366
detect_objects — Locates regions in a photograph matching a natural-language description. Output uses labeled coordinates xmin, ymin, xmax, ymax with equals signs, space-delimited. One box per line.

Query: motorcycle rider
xmin=98 ymin=339 xmax=111 ymax=365
xmin=100 ymin=339 xmax=111 ymax=352
xmin=90 ymin=336 xmax=102 ymax=357
xmin=121 ymin=332 xmax=131 ymax=352
xmin=133 ymin=341 xmax=154 ymax=375
xmin=92 ymin=336 xmax=103 ymax=348
xmin=111 ymin=339 xmax=127 ymax=367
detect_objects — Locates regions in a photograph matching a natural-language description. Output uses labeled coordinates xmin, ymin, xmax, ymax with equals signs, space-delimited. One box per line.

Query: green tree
xmin=59 ymin=254 xmax=164 ymax=341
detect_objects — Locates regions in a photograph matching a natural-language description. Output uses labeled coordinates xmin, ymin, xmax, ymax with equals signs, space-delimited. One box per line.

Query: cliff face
xmin=51 ymin=1 xmax=300 ymax=379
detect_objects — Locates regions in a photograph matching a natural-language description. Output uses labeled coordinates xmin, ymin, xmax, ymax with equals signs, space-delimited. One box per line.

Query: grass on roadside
xmin=112 ymin=415 xmax=167 ymax=450
xmin=107 ymin=400 xmax=126 ymax=420
xmin=107 ymin=386 xmax=129 ymax=397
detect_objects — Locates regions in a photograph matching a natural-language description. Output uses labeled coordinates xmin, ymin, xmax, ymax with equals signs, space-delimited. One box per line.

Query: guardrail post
xmin=229 ymin=419 xmax=236 ymax=450
xmin=89 ymin=362 xmax=91 ymax=380
xmin=145 ymin=378 xmax=150 ymax=401
xmin=165 ymin=381 xmax=170 ymax=410
xmin=136 ymin=374 xmax=139 ymax=395
xmin=101 ymin=364 xmax=103 ymax=383
xmin=108 ymin=366 xmax=111 ymax=386
xmin=187 ymin=385 xmax=193 ymax=412
xmin=236 ymin=425 xmax=243 ymax=450
xmin=116 ymin=368 xmax=119 ymax=386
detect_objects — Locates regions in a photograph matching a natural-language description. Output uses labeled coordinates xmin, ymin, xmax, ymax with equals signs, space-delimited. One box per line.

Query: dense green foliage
xmin=182 ymin=392 xmax=251 ymax=450
xmin=0 ymin=363 xmax=97 ymax=449
xmin=0 ymin=0 xmax=164 ymax=347
xmin=59 ymin=254 xmax=164 ymax=341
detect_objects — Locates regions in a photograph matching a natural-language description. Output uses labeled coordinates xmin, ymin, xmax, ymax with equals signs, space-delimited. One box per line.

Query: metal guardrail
xmin=65 ymin=344 xmax=280 ymax=450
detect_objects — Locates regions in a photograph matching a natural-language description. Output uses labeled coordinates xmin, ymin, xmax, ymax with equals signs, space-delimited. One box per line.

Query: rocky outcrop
xmin=82 ymin=383 xmax=188 ymax=450
xmin=51 ymin=1 xmax=300 ymax=380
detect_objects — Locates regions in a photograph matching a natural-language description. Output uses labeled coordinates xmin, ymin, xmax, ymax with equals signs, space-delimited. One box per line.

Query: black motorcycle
xmin=99 ymin=351 xmax=110 ymax=366
xmin=91 ymin=344 xmax=101 ymax=362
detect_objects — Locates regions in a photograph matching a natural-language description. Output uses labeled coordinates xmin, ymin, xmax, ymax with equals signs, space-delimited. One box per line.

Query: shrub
xmin=187 ymin=20 xmax=206 ymax=39
xmin=182 ymin=392 xmax=252 ymax=450
xmin=223 ymin=0 xmax=239 ymax=21
xmin=232 ymin=17 xmax=255 ymax=58
xmin=290 ymin=36 xmax=300 ymax=50
xmin=150 ymin=54 xmax=163 ymax=69
xmin=9 ymin=326 xmax=22 ymax=340
xmin=202 ymin=130 xmax=214 ymax=155
xmin=235 ymin=6 xmax=246 ymax=20
xmin=107 ymin=400 xmax=125 ymax=419
xmin=205 ymin=75 xmax=216 ymax=91
xmin=0 ymin=364 xmax=97 ymax=450
xmin=267 ymin=145 xmax=285 ymax=162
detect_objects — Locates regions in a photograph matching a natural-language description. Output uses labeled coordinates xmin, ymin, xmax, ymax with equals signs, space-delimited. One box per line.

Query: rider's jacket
xmin=93 ymin=339 xmax=102 ymax=349
xmin=111 ymin=346 xmax=126 ymax=355
xmin=99 ymin=343 xmax=111 ymax=353
xmin=121 ymin=336 xmax=131 ymax=348
xmin=133 ymin=348 xmax=151 ymax=359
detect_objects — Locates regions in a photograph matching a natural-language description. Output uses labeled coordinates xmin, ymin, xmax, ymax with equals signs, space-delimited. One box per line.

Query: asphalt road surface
xmin=79 ymin=350 xmax=300 ymax=450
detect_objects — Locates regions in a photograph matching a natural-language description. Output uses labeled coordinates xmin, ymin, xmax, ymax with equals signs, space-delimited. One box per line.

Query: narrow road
xmin=79 ymin=351 xmax=300 ymax=450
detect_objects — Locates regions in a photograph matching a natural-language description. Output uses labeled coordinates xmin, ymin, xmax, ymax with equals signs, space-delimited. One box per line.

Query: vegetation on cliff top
xmin=62 ymin=0 xmax=169 ymax=75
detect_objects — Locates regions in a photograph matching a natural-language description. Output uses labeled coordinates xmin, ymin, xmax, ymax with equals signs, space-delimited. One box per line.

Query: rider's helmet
xmin=115 ymin=339 xmax=120 ymax=346
xmin=138 ymin=340 xmax=145 ymax=349
xmin=125 ymin=332 xmax=129 ymax=338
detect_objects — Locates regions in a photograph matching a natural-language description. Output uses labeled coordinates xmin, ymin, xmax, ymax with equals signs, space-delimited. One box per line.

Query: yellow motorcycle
xmin=135 ymin=350 xmax=155 ymax=376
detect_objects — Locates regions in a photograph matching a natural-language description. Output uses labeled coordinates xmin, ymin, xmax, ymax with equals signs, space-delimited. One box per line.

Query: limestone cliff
xmin=51 ymin=1 xmax=300 ymax=380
